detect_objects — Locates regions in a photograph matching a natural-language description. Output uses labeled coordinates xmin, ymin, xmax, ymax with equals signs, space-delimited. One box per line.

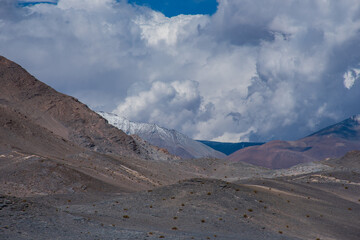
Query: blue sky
xmin=17 ymin=0 xmax=218 ymax=16
xmin=18 ymin=1 xmax=56 ymax=5
xmin=2 ymin=0 xmax=360 ymax=142
xmin=128 ymin=0 xmax=218 ymax=17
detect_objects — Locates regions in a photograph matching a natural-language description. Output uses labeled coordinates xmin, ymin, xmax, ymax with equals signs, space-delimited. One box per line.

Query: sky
xmin=1 ymin=0 xmax=360 ymax=142
xmin=127 ymin=0 xmax=218 ymax=17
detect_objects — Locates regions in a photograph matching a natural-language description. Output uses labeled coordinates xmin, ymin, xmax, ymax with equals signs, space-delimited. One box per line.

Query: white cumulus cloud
xmin=114 ymin=80 xmax=204 ymax=133
xmin=343 ymin=67 xmax=360 ymax=89
xmin=1 ymin=0 xmax=360 ymax=142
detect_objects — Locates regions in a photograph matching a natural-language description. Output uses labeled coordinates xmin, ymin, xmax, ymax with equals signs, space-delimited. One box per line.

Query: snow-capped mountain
xmin=98 ymin=112 xmax=226 ymax=159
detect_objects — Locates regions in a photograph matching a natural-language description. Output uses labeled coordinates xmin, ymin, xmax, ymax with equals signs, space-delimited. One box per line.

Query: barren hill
xmin=228 ymin=115 xmax=360 ymax=169
xmin=0 ymin=55 xmax=190 ymax=196
xmin=0 ymin=56 xmax=175 ymax=159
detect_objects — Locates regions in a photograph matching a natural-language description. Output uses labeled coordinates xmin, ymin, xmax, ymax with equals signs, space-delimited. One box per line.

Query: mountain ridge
xmin=98 ymin=111 xmax=226 ymax=159
xmin=0 ymin=55 xmax=178 ymax=161
xmin=228 ymin=114 xmax=360 ymax=169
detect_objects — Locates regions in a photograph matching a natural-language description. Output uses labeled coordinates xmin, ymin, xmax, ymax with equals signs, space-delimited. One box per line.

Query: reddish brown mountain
xmin=227 ymin=116 xmax=360 ymax=169
xmin=0 ymin=56 xmax=176 ymax=160
xmin=0 ymin=55 xmax=185 ymax=196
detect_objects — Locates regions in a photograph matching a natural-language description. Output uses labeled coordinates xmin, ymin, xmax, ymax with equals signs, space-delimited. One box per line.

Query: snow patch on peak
xmin=98 ymin=111 xmax=177 ymax=139
xmin=97 ymin=111 xmax=226 ymax=159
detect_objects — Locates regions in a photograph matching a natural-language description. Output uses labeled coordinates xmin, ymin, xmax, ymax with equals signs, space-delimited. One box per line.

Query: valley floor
xmin=1 ymin=163 xmax=360 ymax=240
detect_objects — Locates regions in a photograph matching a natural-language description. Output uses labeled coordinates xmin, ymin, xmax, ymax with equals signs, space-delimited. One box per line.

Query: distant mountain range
xmin=98 ymin=112 xmax=226 ymax=159
xmin=196 ymin=140 xmax=264 ymax=155
xmin=228 ymin=115 xmax=360 ymax=169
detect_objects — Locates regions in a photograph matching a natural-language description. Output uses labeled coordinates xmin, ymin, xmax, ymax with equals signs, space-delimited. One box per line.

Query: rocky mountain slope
xmin=98 ymin=112 xmax=226 ymax=159
xmin=228 ymin=115 xmax=360 ymax=169
xmin=0 ymin=55 xmax=197 ymax=196
xmin=0 ymin=56 xmax=179 ymax=161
